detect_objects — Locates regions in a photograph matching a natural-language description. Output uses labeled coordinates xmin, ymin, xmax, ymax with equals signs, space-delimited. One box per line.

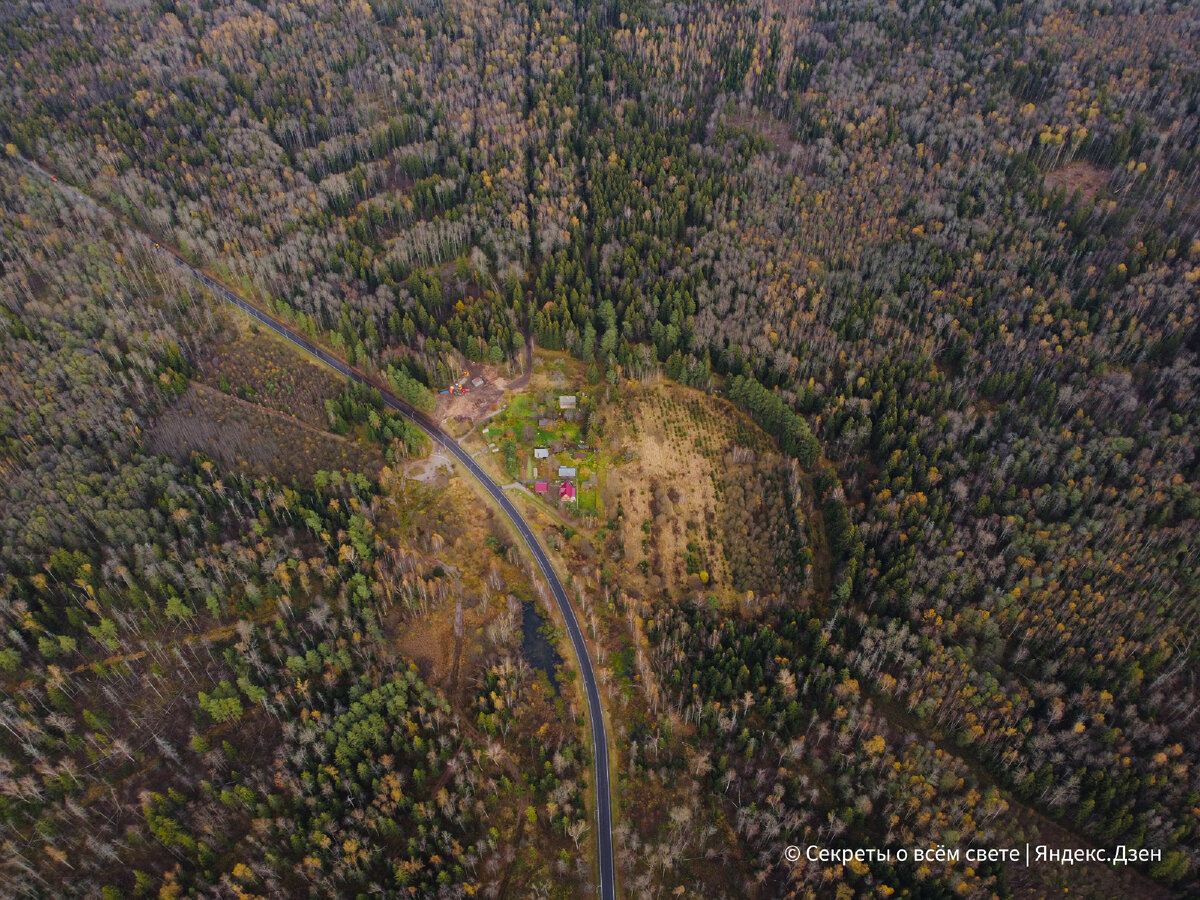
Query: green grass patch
xmin=509 ymin=394 xmax=536 ymax=418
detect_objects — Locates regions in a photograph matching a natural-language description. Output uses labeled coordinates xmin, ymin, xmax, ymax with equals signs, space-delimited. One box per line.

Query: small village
xmin=479 ymin=391 xmax=602 ymax=513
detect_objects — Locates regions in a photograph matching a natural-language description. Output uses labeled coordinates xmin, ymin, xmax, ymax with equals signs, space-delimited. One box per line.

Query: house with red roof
xmin=534 ymin=481 xmax=548 ymax=493
xmin=559 ymin=482 xmax=576 ymax=502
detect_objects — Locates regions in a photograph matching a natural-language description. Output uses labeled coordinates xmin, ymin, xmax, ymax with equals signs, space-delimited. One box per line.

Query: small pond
xmin=521 ymin=601 xmax=564 ymax=693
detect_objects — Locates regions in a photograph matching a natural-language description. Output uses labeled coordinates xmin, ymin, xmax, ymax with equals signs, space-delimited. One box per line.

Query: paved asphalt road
xmin=24 ymin=157 xmax=617 ymax=900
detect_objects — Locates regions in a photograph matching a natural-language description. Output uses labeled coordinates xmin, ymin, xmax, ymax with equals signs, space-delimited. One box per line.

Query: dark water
xmin=521 ymin=601 xmax=564 ymax=691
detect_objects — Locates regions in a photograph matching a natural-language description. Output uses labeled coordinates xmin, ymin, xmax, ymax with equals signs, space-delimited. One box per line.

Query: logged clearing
xmin=1043 ymin=160 xmax=1109 ymax=202
xmin=154 ymin=310 xmax=383 ymax=482
xmin=148 ymin=382 xmax=382 ymax=481
xmin=596 ymin=381 xmax=814 ymax=606
xmin=195 ymin=312 xmax=345 ymax=428
xmin=435 ymin=361 xmax=517 ymax=426
xmin=724 ymin=107 xmax=797 ymax=156
xmin=377 ymin=469 xmax=549 ymax=696
xmin=607 ymin=387 xmax=731 ymax=590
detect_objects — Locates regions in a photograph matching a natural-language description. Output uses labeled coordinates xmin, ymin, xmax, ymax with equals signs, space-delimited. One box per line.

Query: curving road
xmin=24 ymin=157 xmax=616 ymax=900
xmin=184 ymin=264 xmax=617 ymax=900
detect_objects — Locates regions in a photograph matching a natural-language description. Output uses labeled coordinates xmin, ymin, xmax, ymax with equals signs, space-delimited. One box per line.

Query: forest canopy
xmin=2 ymin=0 xmax=1199 ymax=896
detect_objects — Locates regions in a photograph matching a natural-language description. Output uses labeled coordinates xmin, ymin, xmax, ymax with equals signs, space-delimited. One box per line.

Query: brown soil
xmin=436 ymin=341 xmax=533 ymax=427
xmin=723 ymin=107 xmax=797 ymax=156
xmin=600 ymin=383 xmax=781 ymax=599
xmin=437 ymin=365 xmax=503 ymax=423
xmin=396 ymin=604 xmax=459 ymax=687
xmin=1044 ymin=161 xmax=1109 ymax=203
xmin=615 ymin=390 xmax=728 ymax=590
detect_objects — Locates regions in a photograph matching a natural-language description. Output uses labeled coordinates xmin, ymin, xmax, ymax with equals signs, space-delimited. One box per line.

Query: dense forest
xmin=2 ymin=0 xmax=1199 ymax=896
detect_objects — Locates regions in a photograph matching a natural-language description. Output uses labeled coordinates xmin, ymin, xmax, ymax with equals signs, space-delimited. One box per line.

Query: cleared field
xmin=147 ymin=382 xmax=382 ymax=482
xmin=194 ymin=313 xmax=346 ymax=428
xmin=1043 ymin=160 xmax=1109 ymax=202
xmin=597 ymin=383 xmax=812 ymax=605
